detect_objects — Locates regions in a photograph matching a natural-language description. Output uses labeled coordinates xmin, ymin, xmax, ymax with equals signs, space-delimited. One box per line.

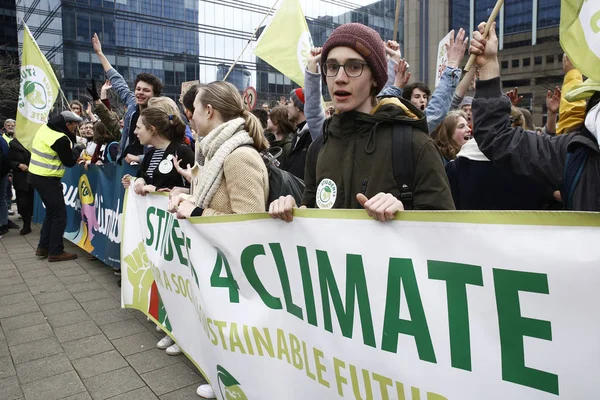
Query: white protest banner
xmin=122 ymin=191 xmax=600 ymax=399
xmin=435 ymin=32 xmax=452 ymax=87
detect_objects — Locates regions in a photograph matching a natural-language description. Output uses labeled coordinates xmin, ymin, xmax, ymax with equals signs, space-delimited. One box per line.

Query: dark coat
xmin=8 ymin=138 xmax=32 ymax=191
xmin=137 ymin=142 xmax=194 ymax=190
xmin=446 ymin=157 xmax=554 ymax=210
xmin=473 ymin=77 xmax=600 ymax=211
xmin=283 ymin=123 xmax=312 ymax=180
xmin=302 ymin=99 xmax=455 ymax=210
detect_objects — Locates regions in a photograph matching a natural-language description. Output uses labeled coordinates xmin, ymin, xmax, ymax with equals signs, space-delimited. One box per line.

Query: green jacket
xmin=270 ymin=133 xmax=293 ymax=168
xmin=94 ymin=101 xmax=122 ymax=142
xmin=302 ymin=98 xmax=455 ymax=210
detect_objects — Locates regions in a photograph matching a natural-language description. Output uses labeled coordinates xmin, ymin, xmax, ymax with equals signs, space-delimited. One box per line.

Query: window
xmin=505 ymin=0 xmax=532 ymax=34
xmin=546 ymin=55 xmax=554 ymax=64
xmin=512 ymin=59 xmax=519 ymax=68
xmin=76 ymin=13 xmax=90 ymax=42
xmin=534 ymin=56 xmax=543 ymax=65
xmin=523 ymin=58 xmax=530 ymax=67
xmin=450 ymin=0 xmax=471 ymax=33
xmin=538 ymin=0 xmax=560 ymax=28
xmin=501 ymin=60 xmax=508 ymax=69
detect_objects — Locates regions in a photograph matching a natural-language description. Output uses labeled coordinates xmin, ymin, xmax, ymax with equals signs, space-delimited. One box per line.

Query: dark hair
xmin=93 ymin=121 xmax=114 ymax=145
xmin=268 ymin=106 xmax=295 ymax=136
xmin=70 ymin=100 xmax=84 ymax=110
xmin=252 ymin=109 xmax=269 ymax=130
xmin=196 ymin=81 xmax=269 ymax=152
xmin=182 ymin=84 xmax=200 ymax=113
xmin=140 ymin=97 xmax=186 ymax=142
xmin=135 ymin=73 xmax=164 ymax=97
xmin=518 ymin=107 xmax=534 ymax=131
xmin=402 ymin=82 xmax=431 ymax=101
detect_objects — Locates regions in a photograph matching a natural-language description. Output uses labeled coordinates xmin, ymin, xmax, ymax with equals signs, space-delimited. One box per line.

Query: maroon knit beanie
xmin=321 ymin=23 xmax=388 ymax=93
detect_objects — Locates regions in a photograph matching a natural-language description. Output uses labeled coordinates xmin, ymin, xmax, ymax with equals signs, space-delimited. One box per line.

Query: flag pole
xmin=464 ymin=0 xmax=504 ymax=71
xmin=222 ymin=0 xmax=281 ymax=82
xmin=392 ymin=0 xmax=401 ymax=42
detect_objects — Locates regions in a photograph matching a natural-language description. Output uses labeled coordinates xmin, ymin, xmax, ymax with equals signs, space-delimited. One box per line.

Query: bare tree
xmin=0 ymin=53 xmax=20 ymax=122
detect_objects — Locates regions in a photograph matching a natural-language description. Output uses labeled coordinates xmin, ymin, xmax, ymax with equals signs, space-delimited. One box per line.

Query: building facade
xmin=406 ymin=0 xmax=562 ymax=126
xmin=14 ymin=0 xmax=402 ymax=109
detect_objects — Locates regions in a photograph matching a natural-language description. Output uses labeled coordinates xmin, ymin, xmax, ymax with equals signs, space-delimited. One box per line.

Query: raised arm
xmin=304 ymin=47 xmax=326 ymax=140
xmin=92 ymin=33 xmax=135 ymax=106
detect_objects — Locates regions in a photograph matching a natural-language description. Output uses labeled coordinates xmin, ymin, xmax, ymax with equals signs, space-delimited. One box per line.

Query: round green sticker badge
xmin=316 ymin=178 xmax=337 ymax=209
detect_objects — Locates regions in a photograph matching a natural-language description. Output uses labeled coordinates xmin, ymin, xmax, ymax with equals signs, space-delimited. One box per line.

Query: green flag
xmin=16 ymin=23 xmax=61 ymax=150
xmin=253 ymin=0 xmax=313 ymax=87
xmin=560 ymin=0 xmax=600 ymax=82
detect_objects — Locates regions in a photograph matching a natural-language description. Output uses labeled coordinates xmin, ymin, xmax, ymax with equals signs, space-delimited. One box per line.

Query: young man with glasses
xmin=269 ymin=23 xmax=454 ymax=222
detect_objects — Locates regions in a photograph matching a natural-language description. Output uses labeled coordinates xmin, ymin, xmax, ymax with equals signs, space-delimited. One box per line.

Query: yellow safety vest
xmin=29 ymin=125 xmax=71 ymax=178
xmin=2 ymin=133 xmax=12 ymax=143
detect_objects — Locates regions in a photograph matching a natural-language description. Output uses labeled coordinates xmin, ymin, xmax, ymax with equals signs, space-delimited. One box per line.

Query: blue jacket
xmin=379 ymin=66 xmax=461 ymax=134
xmin=106 ymin=68 xmax=142 ymax=163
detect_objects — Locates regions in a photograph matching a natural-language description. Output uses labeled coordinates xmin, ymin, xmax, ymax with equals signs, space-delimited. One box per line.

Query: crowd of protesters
xmin=0 ymin=18 xmax=599 ymax=398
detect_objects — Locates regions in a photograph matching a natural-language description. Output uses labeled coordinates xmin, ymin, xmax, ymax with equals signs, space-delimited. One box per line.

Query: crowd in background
xmin=0 ymin=19 xmax=599 ymax=398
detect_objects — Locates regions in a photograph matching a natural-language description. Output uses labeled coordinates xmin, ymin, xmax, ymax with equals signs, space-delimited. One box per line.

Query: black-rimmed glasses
xmin=321 ymin=60 xmax=368 ymax=77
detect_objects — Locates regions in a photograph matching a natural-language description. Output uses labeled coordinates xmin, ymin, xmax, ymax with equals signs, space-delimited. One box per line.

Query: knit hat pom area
xmin=321 ymin=23 xmax=388 ymax=93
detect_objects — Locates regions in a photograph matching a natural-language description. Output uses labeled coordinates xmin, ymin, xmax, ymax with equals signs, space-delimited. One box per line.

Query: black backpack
xmin=308 ymin=123 xmax=415 ymax=209
xmin=249 ymin=145 xmax=306 ymax=210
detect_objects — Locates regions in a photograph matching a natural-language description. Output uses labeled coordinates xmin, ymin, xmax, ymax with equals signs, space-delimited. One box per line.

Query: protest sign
xmin=243 ymin=86 xmax=257 ymax=111
xmin=122 ymin=192 xmax=600 ymax=399
xmin=33 ymin=163 xmax=137 ymax=268
xmin=435 ymin=31 xmax=452 ymax=87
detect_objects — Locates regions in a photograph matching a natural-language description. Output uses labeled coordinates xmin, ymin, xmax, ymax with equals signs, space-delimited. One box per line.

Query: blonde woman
xmin=169 ymin=81 xmax=269 ymax=219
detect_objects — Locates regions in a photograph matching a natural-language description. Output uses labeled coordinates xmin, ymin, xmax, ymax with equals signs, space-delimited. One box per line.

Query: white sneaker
xmin=147 ymin=316 xmax=150 ymax=322
xmin=166 ymin=343 xmax=181 ymax=355
xmin=155 ymin=324 xmax=162 ymax=332
xmin=196 ymin=384 xmax=216 ymax=398
xmin=156 ymin=335 xmax=174 ymax=349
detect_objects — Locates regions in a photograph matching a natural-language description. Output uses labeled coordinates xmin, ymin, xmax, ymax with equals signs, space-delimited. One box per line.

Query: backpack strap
xmin=391 ymin=124 xmax=414 ymax=210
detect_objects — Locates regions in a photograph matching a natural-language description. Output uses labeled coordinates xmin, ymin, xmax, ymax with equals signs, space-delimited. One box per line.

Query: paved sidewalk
xmin=0 ymin=218 xmax=208 ymax=400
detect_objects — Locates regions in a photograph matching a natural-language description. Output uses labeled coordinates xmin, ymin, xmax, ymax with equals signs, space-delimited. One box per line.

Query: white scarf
xmin=586 ymin=103 xmax=600 ymax=147
xmin=195 ymin=118 xmax=253 ymax=208
xmin=456 ymin=138 xmax=490 ymax=161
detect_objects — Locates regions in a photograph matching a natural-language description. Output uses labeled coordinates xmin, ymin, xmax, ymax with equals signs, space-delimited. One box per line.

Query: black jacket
xmin=473 ymin=77 xmax=600 ymax=211
xmin=446 ymin=156 xmax=554 ymax=210
xmin=283 ymin=122 xmax=312 ymax=180
xmin=137 ymin=141 xmax=194 ymax=190
xmin=8 ymin=138 xmax=32 ymax=191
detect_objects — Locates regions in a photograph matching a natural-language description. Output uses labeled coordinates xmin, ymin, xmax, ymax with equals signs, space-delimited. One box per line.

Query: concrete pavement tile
xmin=19 ymin=267 xmax=53 ymax=279
xmin=0 ymin=311 xmax=46 ymax=331
xmin=85 ymin=267 xmax=114 ymax=277
xmin=0 ymin=300 xmax=39 ymax=319
xmin=72 ymin=350 xmax=128 ymax=379
xmin=83 ymin=367 xmax=145 ymax=400
xmin=39 ymin=299 xmax=82 ymax=316
xmin=53 ymin=321 xmax=103 ymax=343
xmin=65 ymin=281 xmax=103 ymax=293
xmin=0 ymin=283 xmax=29 ymax=297
xmin=0 ymin=269 xmax=20 ymax=279
xmin=13 ymin=259 xmax=48 ymax=268
xmin=22 ymin=370 xmax=86 ymax=400
xmin=80 ymin=297 xmax=120 ymax=314
xmin=60 ymin=393 xmax=93 ymax=400
xmin=53 ymin=266 xmax=88 ymax=277
xmin=9 ymin=336 xmax=64 ymax=364
xmin=7 ymin=246 xmax=35 ymax=255
xmin=0 ymin=276 xmax=25 ymax=287
xmin=28 ymin=281 xmax=67 ymax=295
xmin=141 ymin=363 xmax=202 ymax=396
xmin=46 ymin=260 xmax=80 ymax=270
xmin=0 ymin=339 xmax=9 ymax=358
xmin=112 ymin=331 xmax=160 ymax=357
xmin=34 ymin=290 xmax=74 ymax=305
xmin=0 ymin=263 xmax=16 ymax=272
xmin=100 ymin=319 xmax=147 ymax=340
xmin=108 ymin=387 xmax=159 ymax=400
xmin=64 ymin=334 xmax=114 ymax=360
xmin=23 ymin=275 xmax=62 ymax=287
xmin=60 ymin=274 xmax=95 ymax=285
xmin=126 ymin=348 xmax=182 ymax=375
xmin=0 ymin=355 xmax=16 ymax=378
xmin=4 ymin=323 xmax=53 ymax=346
xmin=15 ymin=353 xmax=73 ymax=384
xmin=71 ymin=289 xmax=112 ymax=303
xmin=0 ymin=291 xmax=34 ymax=307
xmin=0 ymin=375 xmax=23 ymax=400
xmin=89 ymin=308 xmax=134 ymax=326
xmin=46 ymin=309 xmax=92 ymax=329
xmin=159 ymin=383 xmax=207 ymax=400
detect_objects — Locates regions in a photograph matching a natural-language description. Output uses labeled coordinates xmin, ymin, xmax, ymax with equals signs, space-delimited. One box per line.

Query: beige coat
xmin=188 ymin=146 xmax=268 ymax=215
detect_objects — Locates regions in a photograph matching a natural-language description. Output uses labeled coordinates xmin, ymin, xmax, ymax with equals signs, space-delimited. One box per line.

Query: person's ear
xmin=206 ymin=104 xmax=214 ymax=119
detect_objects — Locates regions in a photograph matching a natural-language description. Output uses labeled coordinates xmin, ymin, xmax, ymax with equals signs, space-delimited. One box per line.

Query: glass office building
xmin=15 ymin=0 xmax=400 ymax=105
